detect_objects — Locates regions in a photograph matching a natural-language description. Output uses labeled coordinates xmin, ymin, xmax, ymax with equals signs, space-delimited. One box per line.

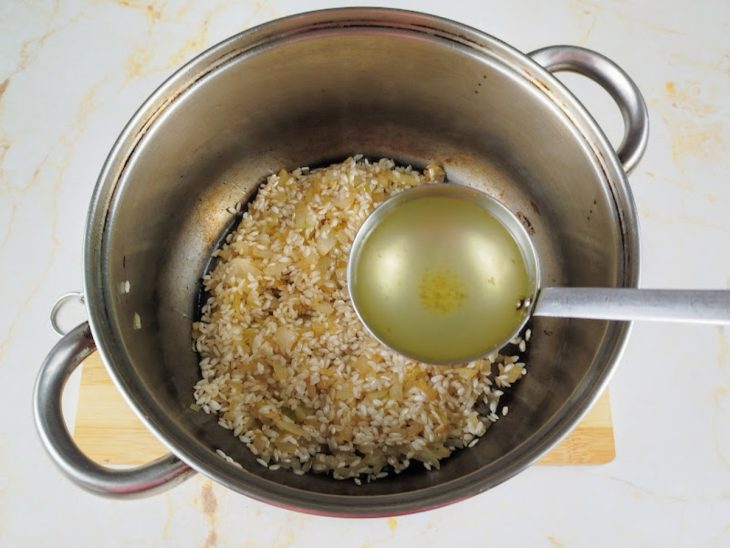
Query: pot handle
xmin=528 ymin=45 xmax=649 ymax=174
xmin=34 ymin=322 xmax=195 ymax=498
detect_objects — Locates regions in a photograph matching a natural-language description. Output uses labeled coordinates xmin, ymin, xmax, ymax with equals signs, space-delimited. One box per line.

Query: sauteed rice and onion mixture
xmin=193 ymin=157 xmax=529 ymax=483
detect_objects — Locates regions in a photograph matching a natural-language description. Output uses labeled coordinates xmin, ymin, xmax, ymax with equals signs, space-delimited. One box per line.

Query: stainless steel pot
xmin=34 ymin=8 xmax=648 ymax=516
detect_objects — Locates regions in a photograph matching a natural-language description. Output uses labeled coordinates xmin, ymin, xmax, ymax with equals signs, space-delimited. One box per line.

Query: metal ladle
xmin=347 ymin=183 xmax=730 ymax=365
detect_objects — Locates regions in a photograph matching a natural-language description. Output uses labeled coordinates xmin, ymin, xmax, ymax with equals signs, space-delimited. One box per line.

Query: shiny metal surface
xmin=38 ymin=8 xmax=646 ymax=514
xmin=33 ymin=323 xmax=194 ymax=497
xmin=535 ymin=288 xmax=730 ymax=323
xmin=347 ymin=183 xmax=540 ymax=365
xmin=529 ymin=45 xmax=649 ymax=174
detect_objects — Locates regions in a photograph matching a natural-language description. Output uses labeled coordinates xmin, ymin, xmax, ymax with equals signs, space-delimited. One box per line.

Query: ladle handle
xmin=534 ymin=288 xmax=730 ymax=324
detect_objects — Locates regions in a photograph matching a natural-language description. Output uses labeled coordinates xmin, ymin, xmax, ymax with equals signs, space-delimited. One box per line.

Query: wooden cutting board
xmin=73 ymin=353 xmax=615 ymax=465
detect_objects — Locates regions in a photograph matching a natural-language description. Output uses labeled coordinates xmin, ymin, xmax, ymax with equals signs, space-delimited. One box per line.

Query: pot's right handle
xmin=34 ymin=322 xmax=196 ymax=498
xmin=529 ymin=45 xmax=649 ymax=174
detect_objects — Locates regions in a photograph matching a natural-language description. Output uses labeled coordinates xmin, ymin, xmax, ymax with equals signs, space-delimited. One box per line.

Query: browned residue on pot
xmin=516 ymin=212 xmax=535 ymax=235
xmin=522 ymin=68 xmax=551 ymax=95
xmin=529 ymin=200 xmax=541 ymax=216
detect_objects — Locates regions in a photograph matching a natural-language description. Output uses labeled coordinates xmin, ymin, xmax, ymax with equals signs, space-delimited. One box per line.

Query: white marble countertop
xmin=2 ymin=1 xmax=729 ymax=546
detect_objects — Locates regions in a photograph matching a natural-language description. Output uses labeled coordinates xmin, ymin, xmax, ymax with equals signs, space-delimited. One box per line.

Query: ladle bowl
xmin=348 ymin=183 xmax=730 ymax=365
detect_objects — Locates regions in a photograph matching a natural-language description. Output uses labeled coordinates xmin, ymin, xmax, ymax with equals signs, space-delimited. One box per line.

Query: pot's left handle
xmin=34 ymin=322 xmax=196 ymax=498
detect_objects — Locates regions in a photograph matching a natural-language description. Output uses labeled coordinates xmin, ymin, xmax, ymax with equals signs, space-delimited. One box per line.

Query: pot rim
xmin=83 ymin=7 xmax=640 ymax=516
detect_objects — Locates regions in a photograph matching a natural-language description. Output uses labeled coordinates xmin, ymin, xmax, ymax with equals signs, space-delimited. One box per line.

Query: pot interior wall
xmin=103 ymin=29 xmax=622 ymax=497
